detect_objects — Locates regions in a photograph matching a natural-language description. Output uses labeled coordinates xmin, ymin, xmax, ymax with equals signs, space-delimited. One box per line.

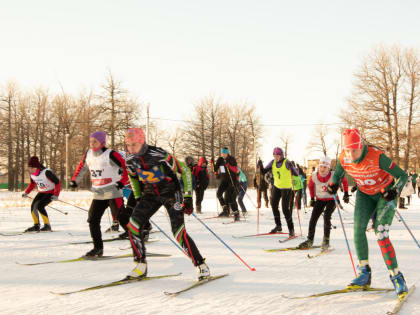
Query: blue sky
xmin=1 ymin=0 xmax=420 ymax=164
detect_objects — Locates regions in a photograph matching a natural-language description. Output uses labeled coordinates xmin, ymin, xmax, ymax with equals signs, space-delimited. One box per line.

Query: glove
xmin=22 ymin=193 xmax=28 ymax=198
xmin=69 ymin=181 xmax=77 ymax=188
xmin=182 ymin=197 xmax=194 ymax=215
xmin=381 ymin=187 xmax=398 ymax=202
xmin=351 ymin=186 xmax=357 ymax=193
xmin=115 ymin=181 xmax=124 ymax=190
xmin=343 ymin=192 xmax=350 ymax=204
xmin=310 ymin=198 xmax=315 ymax=207
xmin=51 ymin=195 xmax=58 ymax=201
xmin=327 ymin=182 xmax=339 ymax=195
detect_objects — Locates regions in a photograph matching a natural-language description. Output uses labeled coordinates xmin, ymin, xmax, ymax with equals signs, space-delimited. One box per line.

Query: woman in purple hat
xmin=263 ymin=147 xmax=299 ymax=236
xmin=70 ymin=131 xmax=130 ymax=257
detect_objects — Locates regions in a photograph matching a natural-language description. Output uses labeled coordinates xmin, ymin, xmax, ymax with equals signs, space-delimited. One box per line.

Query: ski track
xmin=1 ymin=189 xmax=419 ymax=314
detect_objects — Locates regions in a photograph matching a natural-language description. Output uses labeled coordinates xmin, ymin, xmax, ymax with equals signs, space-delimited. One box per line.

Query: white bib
xmin=312 ymin=171 xmax=335 ymax=199
xmin=86 ymin=149 xmax=121 ymax=188
xmin=31 ymin=168 xmax=55 ymax=192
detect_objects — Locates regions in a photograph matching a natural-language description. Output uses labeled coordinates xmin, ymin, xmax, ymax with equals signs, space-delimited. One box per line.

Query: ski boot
xmin=270 ymin=225 xmax=282 ymax=233
xmin=218 ymin=205 xmax=230 ymax=217
xmin=25 ymin=224 xmax=40 ymax=233
xmin=40 ymin=224 xmax=52 ymax=232
xmin=84 ymin=248 xmax=104 ymax=258
xmin=298 ymin=239 xmax=313 ymax=249
xmin=321 ymin=236 xmax=330 ymax=250
xmin=105 ymin=220 xmax=119 ymax=233
xmin=197 ymin=261 xmax=210 ymax=281
xmin=288 ymin=230 xmax=295 ymax=237
xmin=347 ymin=265 xmax=371 ymax=289
xmin=118 ymin=231 xmax=129 ymax=239
xmin=128 ymin=261 xmax=147 ymax=279
xmin=390 ymin=272 xmax=408 ymax=300
xmin=234 ymin=211 xmax=240 ymax=222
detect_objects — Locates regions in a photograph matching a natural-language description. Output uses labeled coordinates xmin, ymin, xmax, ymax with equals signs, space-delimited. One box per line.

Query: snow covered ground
xmin=1 ymin=189 xmax=419 ymax=315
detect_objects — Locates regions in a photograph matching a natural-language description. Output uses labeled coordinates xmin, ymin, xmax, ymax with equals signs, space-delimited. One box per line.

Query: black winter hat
xmin=28 ymin=156 xmax=41 ymax=168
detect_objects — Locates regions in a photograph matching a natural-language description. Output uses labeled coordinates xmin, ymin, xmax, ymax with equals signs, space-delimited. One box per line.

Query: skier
xmin=417 ymin=174 xmax=420 ymax=198
xmin=328 ymin=128 xmax=409 ymax=299
xmin=21 ymin=156 xmax=61 ymax=232
xmin=237 ymin=167 xmax=248 ymax=214
xmin=124 ymin=128 xmax=210 ymax=280
xmin=211 ymin=147 xmax=240 ymax=221
xmin=289 ymin=161 xmax=303 ymax=215
xmin=298 ymin=164 xmax=308 ymax=208
xmin=185 ymin=156 xmax=197 ymax=188
xmin=411 ymin=171 xmax=417 ymax=195
xmin=254 ymin=160 xmax=269 ymax=208
xmin=70 ymin=131 xmax=130 ymax=257
xmin=193 ymin=157 xmax=210 ymax=214
xmin=297 ymin=157 xmax=349 ymax=249
xmin=263 ymin=147 xmax=298 ymax=236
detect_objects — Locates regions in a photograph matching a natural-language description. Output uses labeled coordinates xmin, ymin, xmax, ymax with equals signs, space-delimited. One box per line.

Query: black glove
xmin=69 ymin=181 xmax=77 ymax=188
xmin=182 ymin=197 xmax=194 ymax=215
xmin=351 ymin=186 xmax=357 ymax=193
xmin=343 ymin=192 xmax=350 ymax=204
xmin=381 ymin=187 xmax=398 ymax=202
xmin=327 ymin=182 xmax=339 ymax=195
xmin=115 ymin=181 xmax=124 ymax=190
xmin=310 ymin=198 xmax=315 ymax=207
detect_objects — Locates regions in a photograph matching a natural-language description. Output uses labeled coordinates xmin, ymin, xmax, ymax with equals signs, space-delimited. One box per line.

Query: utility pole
xmin=65 ymin=134 xmax=70 ymax=190
xmin=146 ymin=103 xmax=150 ymax=143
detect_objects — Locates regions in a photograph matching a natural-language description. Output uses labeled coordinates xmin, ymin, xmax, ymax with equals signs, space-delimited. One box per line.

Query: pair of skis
xmin=16 ymin=252 xmax=170 ymax=266
xmin=283 ymin=285 xmax=415 ymax=314
xmin=51 ymin=273 xmax=228 ymax=296
xmin=232 ymin=231 xmax=289 ymax=239
xmin=0 ymin=230 xmax=54 ymax=236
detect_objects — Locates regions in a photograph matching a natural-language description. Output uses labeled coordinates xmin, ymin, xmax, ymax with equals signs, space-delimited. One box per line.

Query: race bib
xmin=137 ymin=166 xmax=165 ymax=184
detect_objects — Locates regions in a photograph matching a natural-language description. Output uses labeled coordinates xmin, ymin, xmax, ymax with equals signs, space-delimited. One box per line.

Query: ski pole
xmin=333 ymin=194 xmax=357 ymax=277
xmin=257 ymin=202 xmax=260 ymax=234
xmin=149 ymin=219 xmax=189 ymax=257
xmin=27 ymin=196 xmax=68 ymax=215
xmin=191 ymin=213 xmax=256 ymax=271
xmin=393 ymin=204 xmax=420 ymax=249
xmin=56 ymin=199 xmax=88 ymax=212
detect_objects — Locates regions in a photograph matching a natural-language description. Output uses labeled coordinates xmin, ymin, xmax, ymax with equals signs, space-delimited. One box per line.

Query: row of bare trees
xmin=166 ymin=95 xmax=263 ymax=178
xmin=0 ymin=72 xmax=142 ymax=191
xmin=1 ymin=79 xmax=263 ymax=190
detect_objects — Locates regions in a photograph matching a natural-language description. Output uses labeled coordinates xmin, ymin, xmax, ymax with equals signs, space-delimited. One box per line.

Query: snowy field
xmin=1 ymin=189 xmax=419 ymax=315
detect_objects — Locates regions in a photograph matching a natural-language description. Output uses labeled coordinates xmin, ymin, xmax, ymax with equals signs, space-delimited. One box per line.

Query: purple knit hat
xmin=90 ymin=131 xmax=106 ymax=145
xmin=273 ymin=147 xmax=283 ymax=157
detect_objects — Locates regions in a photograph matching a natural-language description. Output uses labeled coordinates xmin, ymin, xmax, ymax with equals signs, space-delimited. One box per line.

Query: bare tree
xmin=343 ymin=45 xmax=420 ymax=169
xmin=279 ymin=130 xmax=293 ymax=158
xmin=306 ymin=124 xmax=330 ymax=156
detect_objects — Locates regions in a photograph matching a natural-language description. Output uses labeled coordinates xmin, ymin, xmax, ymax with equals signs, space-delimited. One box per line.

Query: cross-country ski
xmin=2 ymin=6 xmax=420 ymax=313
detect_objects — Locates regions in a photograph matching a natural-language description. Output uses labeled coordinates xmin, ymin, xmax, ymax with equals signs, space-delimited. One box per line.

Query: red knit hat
xmin=28 ymin=156 xmax=41 ymax=168
xmin=125 ymin=128 xmax=146 ymax=144
xmin=343 ymin=129 xmax=363 ymax=150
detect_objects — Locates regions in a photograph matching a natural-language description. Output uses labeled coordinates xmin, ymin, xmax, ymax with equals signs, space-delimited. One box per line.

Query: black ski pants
xmin=271 ymin=187 xmax=294 ymax=233
xmin=127 ymin=182 xmax=204 ymax=266
xmin=87 ymin=198 xmax=128 ymax=249
xmin=307 ymin=199 xmax=336 ymax=241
